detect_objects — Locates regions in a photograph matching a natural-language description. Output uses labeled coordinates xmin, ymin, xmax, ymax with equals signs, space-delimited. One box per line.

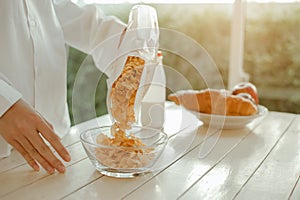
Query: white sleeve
xmin=0 ymin=74 xmax=21 ymax=157
xmin=53 ymin=1 xmax=126 ymax=53
xmin=0 ymin=74 xmax=22 ymax=117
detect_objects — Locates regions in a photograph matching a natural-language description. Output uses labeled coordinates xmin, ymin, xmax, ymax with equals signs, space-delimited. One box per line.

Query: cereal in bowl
xmin=95 ymin=124 xmax=155 ymax=169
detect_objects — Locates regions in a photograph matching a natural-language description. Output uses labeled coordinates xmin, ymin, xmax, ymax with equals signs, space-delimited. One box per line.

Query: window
xmin=67 ymin=0 xmax=300 ymax=124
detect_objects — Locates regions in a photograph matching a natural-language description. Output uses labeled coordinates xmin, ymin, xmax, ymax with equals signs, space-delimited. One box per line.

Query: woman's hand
xmin=0 ymin=99 xmax=71 ymax=174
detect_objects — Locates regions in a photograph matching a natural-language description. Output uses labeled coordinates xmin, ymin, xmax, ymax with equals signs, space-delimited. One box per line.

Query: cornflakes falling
xmin=110 ymin=56 xmax=145 ymax=130
xmin=96 ymin=56 xmax=155 ymax=169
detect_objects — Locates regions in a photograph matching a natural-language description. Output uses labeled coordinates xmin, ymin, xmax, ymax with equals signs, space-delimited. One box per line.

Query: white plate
xmin=190 ymin=105 xmax=268 ymax=129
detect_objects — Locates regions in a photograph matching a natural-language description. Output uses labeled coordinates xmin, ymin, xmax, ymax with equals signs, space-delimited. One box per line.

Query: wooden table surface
xmin=0 ymin=102 xmax=299 ymax=200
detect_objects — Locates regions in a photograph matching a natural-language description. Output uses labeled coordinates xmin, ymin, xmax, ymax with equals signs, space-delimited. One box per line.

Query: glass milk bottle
xmin=141 ymin=51 xmax=166 ymax=129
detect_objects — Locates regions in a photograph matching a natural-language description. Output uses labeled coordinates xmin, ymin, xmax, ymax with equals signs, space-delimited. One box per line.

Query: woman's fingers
xmin=16 ymin=135 xmax=56 ymax=174
xmin=11 ymin=140 xmax=40 ymax=171
xmin=0 ymin=100 xmax=71 ymax=174
xmin=37 ymin=118 xmax=71 ymax=163
xmin=26 ymin=130 xmax=66 ymax=174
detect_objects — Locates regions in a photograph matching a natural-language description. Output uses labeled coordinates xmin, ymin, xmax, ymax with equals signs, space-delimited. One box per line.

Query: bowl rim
xmin=80 ymin=125 xmax=169 ymax=150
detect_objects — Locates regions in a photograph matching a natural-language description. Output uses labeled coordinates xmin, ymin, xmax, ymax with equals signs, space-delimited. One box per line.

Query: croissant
xmin=168 ymin=89 xmax=257 ymax=116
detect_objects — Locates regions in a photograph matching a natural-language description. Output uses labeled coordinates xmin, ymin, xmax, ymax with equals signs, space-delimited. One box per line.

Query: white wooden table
xmin=1 ymin=102 xmax=300 ymax=200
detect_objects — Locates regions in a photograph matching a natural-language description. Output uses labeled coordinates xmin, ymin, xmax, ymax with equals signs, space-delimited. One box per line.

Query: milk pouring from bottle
xmin=141 ymin=51 xmax=166 ymax=129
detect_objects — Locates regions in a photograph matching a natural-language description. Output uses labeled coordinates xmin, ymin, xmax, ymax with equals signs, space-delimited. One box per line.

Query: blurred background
xmin=67 ymin=0 xmax=300 ymax=125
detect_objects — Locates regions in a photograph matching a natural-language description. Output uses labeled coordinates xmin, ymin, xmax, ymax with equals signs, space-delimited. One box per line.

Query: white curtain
xmin=228 ymin=0 xmax=249 ymax=89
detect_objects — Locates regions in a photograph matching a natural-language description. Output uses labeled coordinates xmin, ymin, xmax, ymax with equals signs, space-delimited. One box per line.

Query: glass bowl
xmin=80 ymin=125 xmax=168 ymax=178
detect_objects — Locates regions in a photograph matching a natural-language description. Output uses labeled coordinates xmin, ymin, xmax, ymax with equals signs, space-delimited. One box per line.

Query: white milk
xmin=141 ymin=52 xmax=166 ymax=129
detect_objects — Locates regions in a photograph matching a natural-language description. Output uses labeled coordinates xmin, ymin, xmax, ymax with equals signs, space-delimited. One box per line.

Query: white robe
xmin=0 ymin=0 xmax=126 ymax=157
